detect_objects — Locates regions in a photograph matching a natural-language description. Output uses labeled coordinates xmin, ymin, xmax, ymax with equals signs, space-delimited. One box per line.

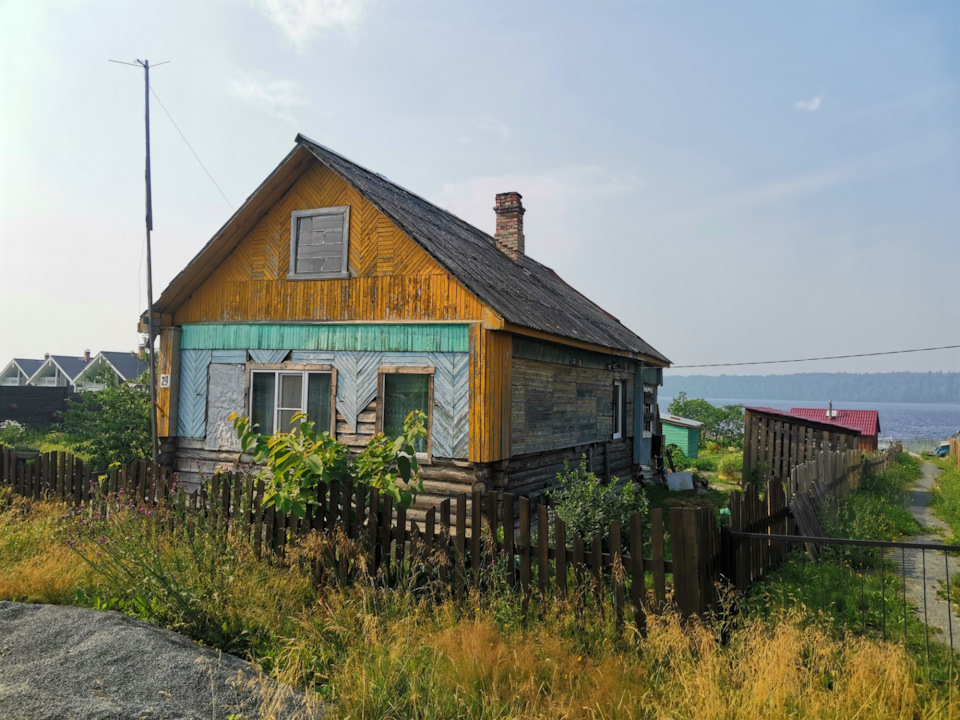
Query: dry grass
xmin=328 ymin=603 xmax=950 ymax=720
xmin=0 ymin=486 xmax=96 ymax=603
xmin=1 ymin=487 xmax=958 ymax=719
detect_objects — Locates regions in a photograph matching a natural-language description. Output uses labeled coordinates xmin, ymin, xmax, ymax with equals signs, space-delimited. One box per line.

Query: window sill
xmin=286 ymin=271 xmax=350 ymax=281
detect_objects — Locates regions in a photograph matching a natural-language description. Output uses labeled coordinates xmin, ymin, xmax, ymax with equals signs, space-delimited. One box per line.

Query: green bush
xmin=932 ymin=457 xmax=960 ymax=542
xmin=62 ymin=373 xmax=151 ymax=471
xmin=231 ymin=409 xmax=428 ymax=517
xmin=717 ymin=453 xmax=743 ymax=478
xmin=550 ymin=456 xmax=647 ymax=544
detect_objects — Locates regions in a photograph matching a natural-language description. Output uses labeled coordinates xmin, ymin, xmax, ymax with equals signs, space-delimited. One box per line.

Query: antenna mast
xmin=141 ymin=58 xmax=159 ymax=466
xmin=111 ymin=57 xmax=169 ymax=465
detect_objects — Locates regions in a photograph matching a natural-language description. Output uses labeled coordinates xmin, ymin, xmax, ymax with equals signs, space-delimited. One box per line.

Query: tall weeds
xmin=1 ymin=479 xmax=958 ymax=718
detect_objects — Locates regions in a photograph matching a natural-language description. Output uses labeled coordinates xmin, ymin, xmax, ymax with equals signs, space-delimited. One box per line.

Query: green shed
xmin=661 ymin=414 xmax=703 ymax=458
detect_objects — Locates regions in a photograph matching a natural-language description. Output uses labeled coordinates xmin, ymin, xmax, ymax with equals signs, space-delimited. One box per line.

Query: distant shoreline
xmin=663 ymin=371 xmax=960 ymax=405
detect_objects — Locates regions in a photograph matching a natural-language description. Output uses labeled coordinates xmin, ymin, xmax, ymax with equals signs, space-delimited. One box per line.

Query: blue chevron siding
xmin=248 ymin=349 xmax=289 ymax=364
xmin=177 ymin=344 xmax=470 ymax=456
xmin=178 ymin=349 xmax=212 ymax=438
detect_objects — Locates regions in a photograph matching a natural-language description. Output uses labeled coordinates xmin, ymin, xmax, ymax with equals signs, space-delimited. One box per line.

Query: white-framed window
xmin=643 ymin=384 xmax=655 ymax=438
xmin=288 ymin=206 xmax=350 ymax=279
xmin=377 ymin=366 xmax=434 ymax=459
xmin=249 ymin=364 xmax=336 ymax=435
xmin=613 ymin=380 xmax=624 ymax=440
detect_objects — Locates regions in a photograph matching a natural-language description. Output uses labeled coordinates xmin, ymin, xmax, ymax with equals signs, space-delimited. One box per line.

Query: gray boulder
xmin=0 ymin=601 xmax=322 ymax=720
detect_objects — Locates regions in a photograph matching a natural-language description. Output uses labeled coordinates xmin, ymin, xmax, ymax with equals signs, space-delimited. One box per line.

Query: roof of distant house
xmin=43 ymin=356 xmax=90 ymax=382
xmin=789 ymin=408 xmax=881 ymax=437
xmin=155 ymin=135 xmax=670 ymax=364
xmin=11 ymin=359 xmax=43 ymax=377
xmin=745 ymin=406 xmax=864 ymax=435
xmin=661 ymin=414 xmax=704 ymax=429
xmin=99 ymin=352 xmax=148 ymax=381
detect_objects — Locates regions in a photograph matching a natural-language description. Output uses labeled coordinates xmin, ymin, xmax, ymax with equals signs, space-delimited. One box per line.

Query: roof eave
xmin=153 ymin=144 xmax=314 ymax=316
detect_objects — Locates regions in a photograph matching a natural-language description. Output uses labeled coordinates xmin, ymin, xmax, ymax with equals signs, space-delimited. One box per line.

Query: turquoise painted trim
xmin=181 ymin=323 xmax=470 ymax=353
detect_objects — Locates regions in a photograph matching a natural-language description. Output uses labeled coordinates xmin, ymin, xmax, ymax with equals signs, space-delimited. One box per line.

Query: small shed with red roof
xmin=788 ymin=407 xmax=881 ymax=452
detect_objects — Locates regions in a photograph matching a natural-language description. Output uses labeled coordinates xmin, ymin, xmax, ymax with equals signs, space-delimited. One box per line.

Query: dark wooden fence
xmin=725 ymin=444 xmax=901 ymax=589
xmin=0 ymin=445 xmax=722 ymax=621
xmin=0 ymin=440 xmax=903 ymax=620
xmin=0 ymin=386 xmax=74 ymax=427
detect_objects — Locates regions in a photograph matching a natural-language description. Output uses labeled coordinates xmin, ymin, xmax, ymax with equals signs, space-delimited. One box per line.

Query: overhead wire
xmin=668 ymin=343 xmax=960 ymax=369
xmin=148 ymin=83 xmax=234 ymax=210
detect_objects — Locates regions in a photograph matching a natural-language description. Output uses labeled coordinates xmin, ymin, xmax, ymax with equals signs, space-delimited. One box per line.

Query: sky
xmin=1 ymin=0 xmax=958 ymax=378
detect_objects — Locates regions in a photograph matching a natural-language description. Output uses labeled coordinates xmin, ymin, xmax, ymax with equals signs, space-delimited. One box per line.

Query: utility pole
xmin=111 ymin=58 xmax=169 ymax=465
xmin=142 ymin=58 xmax=159 ymax=466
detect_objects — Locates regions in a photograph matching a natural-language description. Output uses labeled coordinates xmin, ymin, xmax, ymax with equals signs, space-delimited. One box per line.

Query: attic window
xmin=288 ymin=206 xmax=350 ymax=279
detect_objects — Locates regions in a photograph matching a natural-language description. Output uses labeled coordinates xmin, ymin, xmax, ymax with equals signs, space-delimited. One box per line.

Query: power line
xmin=148 ymin=84 xmax=234 ymax=210
xmin=669 ymin=343 xmax=960 ymax=369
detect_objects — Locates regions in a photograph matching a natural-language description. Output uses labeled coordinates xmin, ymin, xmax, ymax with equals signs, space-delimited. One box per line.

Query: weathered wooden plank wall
xmin=156 ymin=327 xmax=181 ymax=437
xmin=469 ymin=327 xmax=512 ymax=463
xmin=510 ymin=358 xmax=633 ymax=455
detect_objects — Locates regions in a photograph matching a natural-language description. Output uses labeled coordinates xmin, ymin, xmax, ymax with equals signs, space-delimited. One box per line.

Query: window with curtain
xmin=381 ymin=372 xmax=431 ymax=455
xmin=250 ymin=370 xmax=332 ymax=435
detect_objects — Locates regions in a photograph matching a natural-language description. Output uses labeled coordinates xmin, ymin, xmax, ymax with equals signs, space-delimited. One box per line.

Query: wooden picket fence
xmin=724 ymin=444 xmax=902 ymax=588
xmin=0 ymin=441 xmax=905 ymax=619
xmin=0 ymin=445 xmax=723 ymax=621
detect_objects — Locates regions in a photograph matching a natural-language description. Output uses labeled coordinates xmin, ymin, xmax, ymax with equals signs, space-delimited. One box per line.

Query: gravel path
xmin=891 ymin=461 xmax=960 ymax=652
xmin=0 ymin=602 xmax=322 ymax=720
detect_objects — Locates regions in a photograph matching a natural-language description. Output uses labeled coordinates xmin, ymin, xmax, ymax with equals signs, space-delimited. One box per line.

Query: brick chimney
xmin=494 ymin=192 xmax=525 ymax=262
xmin=83 ymin=349 xmax=91 ymax=363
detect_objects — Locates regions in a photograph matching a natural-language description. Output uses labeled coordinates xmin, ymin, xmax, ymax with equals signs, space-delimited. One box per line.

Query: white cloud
xmin=794 ymin=95 xmax=822 ymax=112
xmin=227 ymin=71 xmax=310 ymax=124
xmin=251 ymin=0 xmax=371 ymax=51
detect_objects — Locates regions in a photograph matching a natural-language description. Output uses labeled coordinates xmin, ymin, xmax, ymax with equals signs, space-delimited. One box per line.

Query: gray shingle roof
xmin=49 ymin=356 xmax=89 ymax=381
xmin=13 ymin=359 xmax=43 ymax=378
xmin=100 ymin=352 xmax=148 ymax=381
xmin=297 ymin=136 xmax=668 ymax=363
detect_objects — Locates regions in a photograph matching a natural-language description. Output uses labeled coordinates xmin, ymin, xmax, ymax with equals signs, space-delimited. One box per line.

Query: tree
xmin=63 ymin=372 xmax=151 ymax=471
xmin=667 ymin=392 xmax=744 ymax=446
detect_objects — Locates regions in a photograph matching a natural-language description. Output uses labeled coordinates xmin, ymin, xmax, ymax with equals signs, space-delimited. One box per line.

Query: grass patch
xmin=932 ymin=457 xmax=960 ymax=543
xmin=2 ymin=475 xmax=960 ymax=717
xmin=748 ymin=453 xmax=960 ymax=683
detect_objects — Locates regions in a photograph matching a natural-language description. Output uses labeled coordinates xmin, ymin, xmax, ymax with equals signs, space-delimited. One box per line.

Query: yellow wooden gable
xmin=173 ymin=163 xmax=494 ymax=326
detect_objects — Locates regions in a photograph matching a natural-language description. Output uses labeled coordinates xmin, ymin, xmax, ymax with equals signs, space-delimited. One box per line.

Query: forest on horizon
xmin=661 ymin=371 xmax=960 ymax=404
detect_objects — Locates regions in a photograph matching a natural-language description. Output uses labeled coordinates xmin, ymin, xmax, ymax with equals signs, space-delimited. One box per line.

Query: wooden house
xmin=661 ymin=414 xmax=703 ymax=458
xmin=73 ymin=351 xmax=148 ymax=391
xmin=0 ymin=359 xmax=44 ymax=387
xmin=788 ymin=407 xmax=881 ymax=452
xmin=27 ymin=353 xmax=93 ymax=390
xmin=147 ymin=135 xmax=670 ymax=504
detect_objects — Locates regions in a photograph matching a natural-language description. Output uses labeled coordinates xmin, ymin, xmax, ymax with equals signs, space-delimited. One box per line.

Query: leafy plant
xmin=0 ymin=420 xmax=27 ymax=447
xmin=717 ymin=453 xmax=743 ymax=479
xmin=230 ymin=409 xmax=427 ymax=517
xmin=62 ymin=372 xmax=151 ymax=471
xmin=550 ymin=456 xmax=647 ymax=544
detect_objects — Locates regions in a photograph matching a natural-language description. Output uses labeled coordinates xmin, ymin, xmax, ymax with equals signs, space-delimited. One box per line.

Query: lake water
xmin=659 ymin=397 xmax=960 ymax=451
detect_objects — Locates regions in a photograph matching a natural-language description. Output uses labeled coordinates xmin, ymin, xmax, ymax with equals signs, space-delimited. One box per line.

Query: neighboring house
xmin=788 ymin=407 xmax=881 ymax=452
xmin=74 ymin=351 xmax=148 ymax=390
xmin=0 ymin=359 xmax=44 ymax=387
xmin=27 ymin=353 xmax=93 ymax=389
xmin=661 ymin=414 xmax=703 ymax=458
xmin=147 ymin=134 xmax=670 ymax=502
